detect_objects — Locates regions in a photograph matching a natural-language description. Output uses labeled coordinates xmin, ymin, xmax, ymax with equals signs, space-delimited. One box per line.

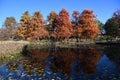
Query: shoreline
xmin=95 ymin=41 xmax=120 ymax=45
xmin=0 ymin=40 xmax=119 ymax=62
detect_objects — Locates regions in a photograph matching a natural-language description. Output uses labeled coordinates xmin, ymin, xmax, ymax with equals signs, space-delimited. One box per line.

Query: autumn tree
xmin=2 ymin=16 xmax=17 ymax=40
xmin=16 ymin=11 xmax=30 ymax=40
xmin=72 ymin=10 xmax=81 ymax=41
xmin=0 ymin=28 xmax=5 ymax=40
xmin=79 ymin=9 xmax=99 ymax=39
xmin=28 ymin=11 xmax=48 ymax=40
xmin=47 ymin=11 xmax=58 ymax=34
xmin=53 ymin=8 xmax=74 ymax=41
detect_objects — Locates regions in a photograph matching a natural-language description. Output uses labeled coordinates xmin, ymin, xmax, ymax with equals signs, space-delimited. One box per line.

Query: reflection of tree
xmin=77 ymin=47 xmax=102 ymax=75
xmin=50 ymin=48 xmax=76 ymax=75
xmin=7 ymin=60 xmax=20 ymax=71
xmin=104 ymin=46 xmax=120 ymax=72
xmin=47 ymin=47 xmax=102 ymax=75
xmin=29 ymin=49 xmax=49 ymax=63
xmin=21 ymin=48 xmax=49 ymax=75
xmin=6 ymin=46 xmax=102 ymax=77
xmin=22 ymin=57 xmax=45 ymax=75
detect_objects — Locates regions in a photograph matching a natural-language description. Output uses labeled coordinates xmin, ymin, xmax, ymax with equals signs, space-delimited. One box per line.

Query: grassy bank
xmin=0 ymin=39 xmax=95 ymax=64
xmin=0 ymin=41 xmax=29 ymax=63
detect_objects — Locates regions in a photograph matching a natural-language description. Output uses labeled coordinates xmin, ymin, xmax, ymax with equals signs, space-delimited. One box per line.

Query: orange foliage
xmin=28 ymin=11 xmax=48 ymax=40
xmin=53 ymin=8 xmax=74 ymax=40
xmin=47 ymin=11 xmax=58 ymax=28
xmin=16 ymin=11 xmax=30 ymax=39
xmin=79 ymin=9 xmax=100 ymax=39
xmin=72 ymin=11 xmax=81 ymax=39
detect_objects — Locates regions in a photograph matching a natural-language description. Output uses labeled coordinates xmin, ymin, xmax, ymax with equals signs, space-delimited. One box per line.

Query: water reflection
xmin=22 ymin=49 xmax=49 ymax=76
xmin=104 ymin=46 xmax=120 ymax=72
xmin=1 ymin=45 xmax=120 ymax=79
xmin=7 ymin=59 xmax=20 ymax=71
xmin=47 ymin=47 xmax=102 ymax=76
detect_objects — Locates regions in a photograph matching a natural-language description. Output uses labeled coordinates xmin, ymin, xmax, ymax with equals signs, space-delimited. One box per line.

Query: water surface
xmin=0 ymin=45 xmax=120 ymax=80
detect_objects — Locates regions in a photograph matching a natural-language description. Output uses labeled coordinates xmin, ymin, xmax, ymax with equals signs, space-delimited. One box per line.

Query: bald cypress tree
xmin=16 ymin=11 xmax=30 ymax=40
xmin=53 ymin=8 xmax=74 ymax=41
xmin=79 ymin=9 xmax=100 ymax=39
xmin=28 ymin=11 xmax=48 ymax=40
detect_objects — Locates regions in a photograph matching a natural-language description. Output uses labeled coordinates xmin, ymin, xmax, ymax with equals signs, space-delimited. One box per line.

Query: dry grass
xmin=0 ymin=40 xmax=29 ymax=63
xmin=0 ymin=40 xmax=29 ymax=44
xmin=0 ymin=40 xmax=95 ymax=63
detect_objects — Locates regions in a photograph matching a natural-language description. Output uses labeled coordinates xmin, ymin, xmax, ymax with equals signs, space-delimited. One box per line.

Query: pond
xmin=0 ymin=45 xmax=120 ymax=80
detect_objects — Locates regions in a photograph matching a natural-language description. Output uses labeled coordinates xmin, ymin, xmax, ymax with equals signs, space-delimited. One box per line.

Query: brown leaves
xmin=1 ymin=17 xmax=17 ymax=40
xmin=16 ymin=11 xmax=30 ymax=39
xmin=47 ymin=11 xmax=58 ymax=27
xmin=53 ymin=8 xmax=74 ymax=40
xmin=28 ymin=11 xmax=48 ymax=40
xmin=16 ymin=11 xmax=48 ymax=40
xmin=2 ymin=9 xmax=100 ymax=40
xmin=72 ymin=9 xmax=99 ymax=39
xmin=79 ymin=9 xmax=100 ymax=39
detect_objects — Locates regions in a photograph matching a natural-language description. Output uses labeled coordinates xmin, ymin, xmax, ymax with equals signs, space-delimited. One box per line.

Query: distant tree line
xmin=0 ymin=8 xmax=119 ymax=41
xmin=104 ymin=10 xmax=120 ymax=39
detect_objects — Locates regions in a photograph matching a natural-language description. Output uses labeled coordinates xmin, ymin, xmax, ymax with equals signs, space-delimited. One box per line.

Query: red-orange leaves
xmin=28 ymin=11 xmax=48 ymax=40
xmin=16 ymin=11 xmax=30 ymax=39
xmin=53 ymin=8 xmax=74 ymax=40
xmin=80 ymin=9 xmax=99 ymax=39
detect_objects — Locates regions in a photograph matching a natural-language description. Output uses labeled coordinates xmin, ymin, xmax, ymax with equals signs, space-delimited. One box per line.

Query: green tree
xmin=104 ymin=18 xmax=119 ymax=37
xmin=112 ymin=9 xmax=120 ymax=36
xmin=96 ymin=20 xmax=104 ymax=34
xmin=16 ymin=11 xmax=30 ymax=40
xmin=113 ymin=9 xmax=120 ymax=19
xmin=104 ymin=9 xmax=120 ymax=38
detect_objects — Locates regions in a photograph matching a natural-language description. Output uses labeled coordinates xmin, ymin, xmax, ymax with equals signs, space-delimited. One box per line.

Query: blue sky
xmin=0 ymin=0 xmax=120 ymax=27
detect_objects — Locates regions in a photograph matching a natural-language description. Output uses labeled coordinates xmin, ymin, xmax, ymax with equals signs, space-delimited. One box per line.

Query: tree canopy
xmin=47 ymin=11 xmax=58 ymax=36
xmin=79 ymin=9 xmax=100 ymax=39
xmin=52 ymin=8 xmax=74 ymax=40
xmin=0 ymin=8 xmax=116 ymax=40
xmin=28 ymin=11 xmax=48 ymax=40
xmin=104 ymin=9 xmax=120 ymax=37
xmin=16 ymin=11 xmax=31 ymax=39
xmin=1 ymin=17 xmax=17 ymax=40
